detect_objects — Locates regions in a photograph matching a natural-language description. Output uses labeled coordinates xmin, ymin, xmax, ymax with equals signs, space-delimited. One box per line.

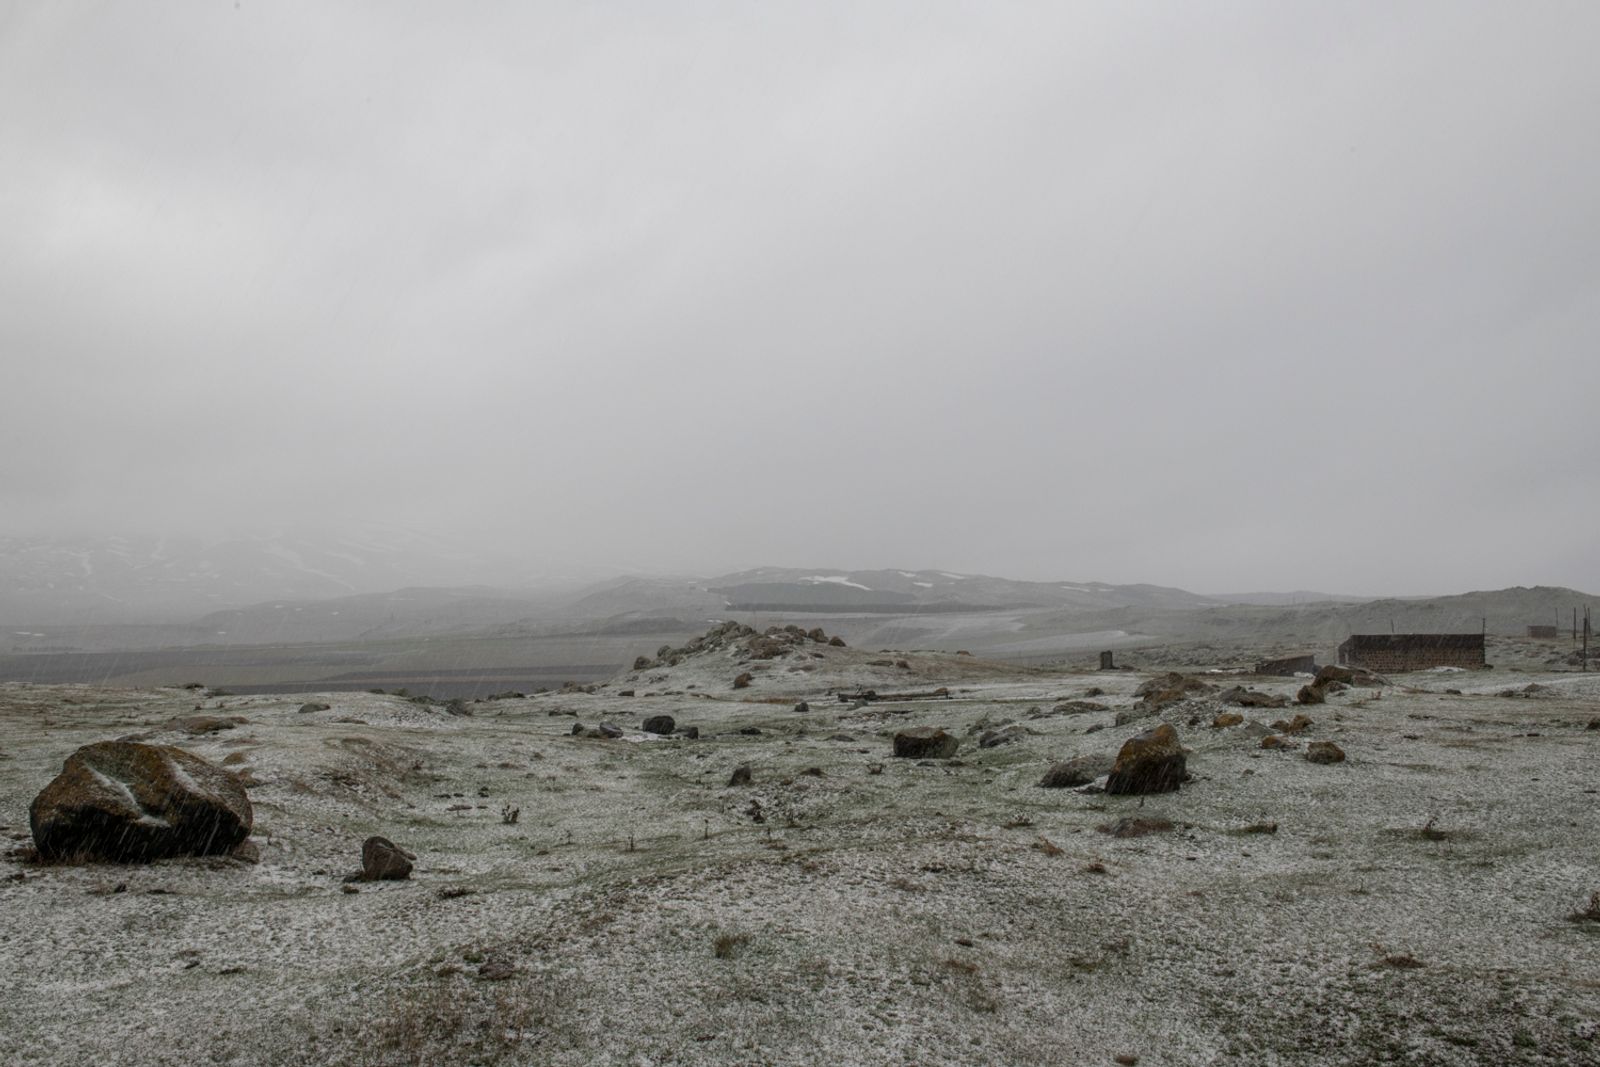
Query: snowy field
xmin=2 ymin=639 xmax=1598 ymax=1066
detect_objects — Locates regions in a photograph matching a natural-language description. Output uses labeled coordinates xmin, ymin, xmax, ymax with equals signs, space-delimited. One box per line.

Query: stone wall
xmin=1337 ymin=634 xmax=1485 ymax=671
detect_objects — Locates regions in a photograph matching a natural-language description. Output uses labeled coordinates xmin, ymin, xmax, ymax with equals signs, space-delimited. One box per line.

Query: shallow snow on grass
xmin=2 ymin=656 xmax=1599 ymax=1066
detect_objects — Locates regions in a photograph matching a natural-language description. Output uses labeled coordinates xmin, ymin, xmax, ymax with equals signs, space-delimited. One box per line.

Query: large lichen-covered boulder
xmin=893 ymin=727 xmax=959 ymax=759
xmin=1105 ymin=724 xmax=1188 ymax=795
xmin=30 ymin=741 xmax=253 ymax=863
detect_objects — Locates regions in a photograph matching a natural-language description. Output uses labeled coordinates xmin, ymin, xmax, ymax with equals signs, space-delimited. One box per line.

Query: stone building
xmin=1336 ymin=633 xmax=1485 ymax=672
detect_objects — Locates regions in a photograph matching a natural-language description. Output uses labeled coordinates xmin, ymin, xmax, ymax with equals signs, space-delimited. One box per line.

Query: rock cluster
xmin=632 ymin=622 xmax=846 ymax=672
xmin=1134 ymin=673 xmax=1217 ymax=709
xmin=1218 ymin=687 xmax=1289 ymax=709
xmin=1300 ymin=664 xmax=1385 ymax=705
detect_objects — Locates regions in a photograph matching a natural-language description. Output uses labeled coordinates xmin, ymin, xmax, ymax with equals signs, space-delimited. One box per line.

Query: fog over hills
xmin=0 ymin=528 xmax=598 ymax=626
xmin=2 ymin=534 xmax=1592 ymax=665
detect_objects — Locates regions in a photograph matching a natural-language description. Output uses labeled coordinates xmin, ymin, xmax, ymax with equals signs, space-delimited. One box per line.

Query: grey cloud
xmin=2 ymin=1 xmax=1596 ymax=594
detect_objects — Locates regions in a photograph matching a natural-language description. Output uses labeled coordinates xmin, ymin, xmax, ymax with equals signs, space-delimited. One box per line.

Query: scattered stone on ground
xmin=356 ymin=835 xmax=414 ymax=881
xmin=1105 ymin=724 xmax=1187 ymax=795
xmin=978 ymin=725 xmax=1029 ymax=748
xmin=1305 ymin=741 xmax=1346 ymax=764
xmin=1270 ymin=713 xmax=1315 ymax=735
xmin=641 ymin=715 xmax=675 ymax=736
xmin=892 ymin=727 xmax=960 ymax=760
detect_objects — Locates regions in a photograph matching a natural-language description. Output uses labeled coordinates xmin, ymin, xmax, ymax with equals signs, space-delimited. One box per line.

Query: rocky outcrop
xmin=30 ymin=741 xmax=253 ymax=863
xmin=631 ymin=622 xmax=847 ymax=672
xmin=893 ymin=728 xmax=959 ymax=759
xmin=1105 ymin=724 xmax=1187 ymax=795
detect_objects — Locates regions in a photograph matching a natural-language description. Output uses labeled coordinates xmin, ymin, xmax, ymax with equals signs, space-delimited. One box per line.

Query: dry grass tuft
xmin=713 ymin=931 xmax=750 ymax=959
xmin=338 ymin=973 xmax=561 ymax=1067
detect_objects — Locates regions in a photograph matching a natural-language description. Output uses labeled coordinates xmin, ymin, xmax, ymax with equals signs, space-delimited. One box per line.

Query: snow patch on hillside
xmin=801 ymin=576 xmax=872 ymax=591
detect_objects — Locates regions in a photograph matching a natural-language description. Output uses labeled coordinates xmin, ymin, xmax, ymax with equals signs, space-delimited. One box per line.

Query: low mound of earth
xmin=1 ymin=637 xmax=1599 ymax=1066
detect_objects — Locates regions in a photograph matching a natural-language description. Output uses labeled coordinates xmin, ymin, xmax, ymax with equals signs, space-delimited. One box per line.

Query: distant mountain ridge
xmin=3 ymin=535 xmax=1593 ymax=659
xmin=706 ymin=567 xmax=1224 ymax=613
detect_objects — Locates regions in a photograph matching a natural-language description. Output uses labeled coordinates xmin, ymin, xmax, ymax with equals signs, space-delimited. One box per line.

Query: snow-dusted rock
xmin=1105 ymin=724 xmax=1187 ymax=795
xmin=359 ymin=835 xmax=414 ymax=881
xmin=29 ymin=741 xmax=253 ymax=862
xmin=892 ymin=727 xmax=959 ymax=759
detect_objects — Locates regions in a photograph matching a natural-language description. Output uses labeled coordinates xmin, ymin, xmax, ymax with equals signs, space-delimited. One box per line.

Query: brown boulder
xmin=732 ymin=672 xmax=753 ymax=690
xmin=360 ymin=835 xmax=414 ymax=880
xmin=1260 ymin=734 xmax=1299 ymax=750
xmin=30 ymin=741 xmax=253 ymax=863
xmin=893 ymin=727 xmax=960 ymax=759
xmin=1295 ymin=685 xmax=1326 ymax=706
xmin=1105 ymin=724 xmax=1187 ymax=795
xmin=1305 ymin=741 xmax=1346 ymax=764
xmin=1212 ymin=712 xmax=1244 ymax=728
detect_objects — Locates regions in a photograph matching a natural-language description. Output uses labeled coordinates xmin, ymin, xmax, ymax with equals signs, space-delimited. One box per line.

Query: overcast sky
xmin=2 ymin=2 xmax=1596 ymax=595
